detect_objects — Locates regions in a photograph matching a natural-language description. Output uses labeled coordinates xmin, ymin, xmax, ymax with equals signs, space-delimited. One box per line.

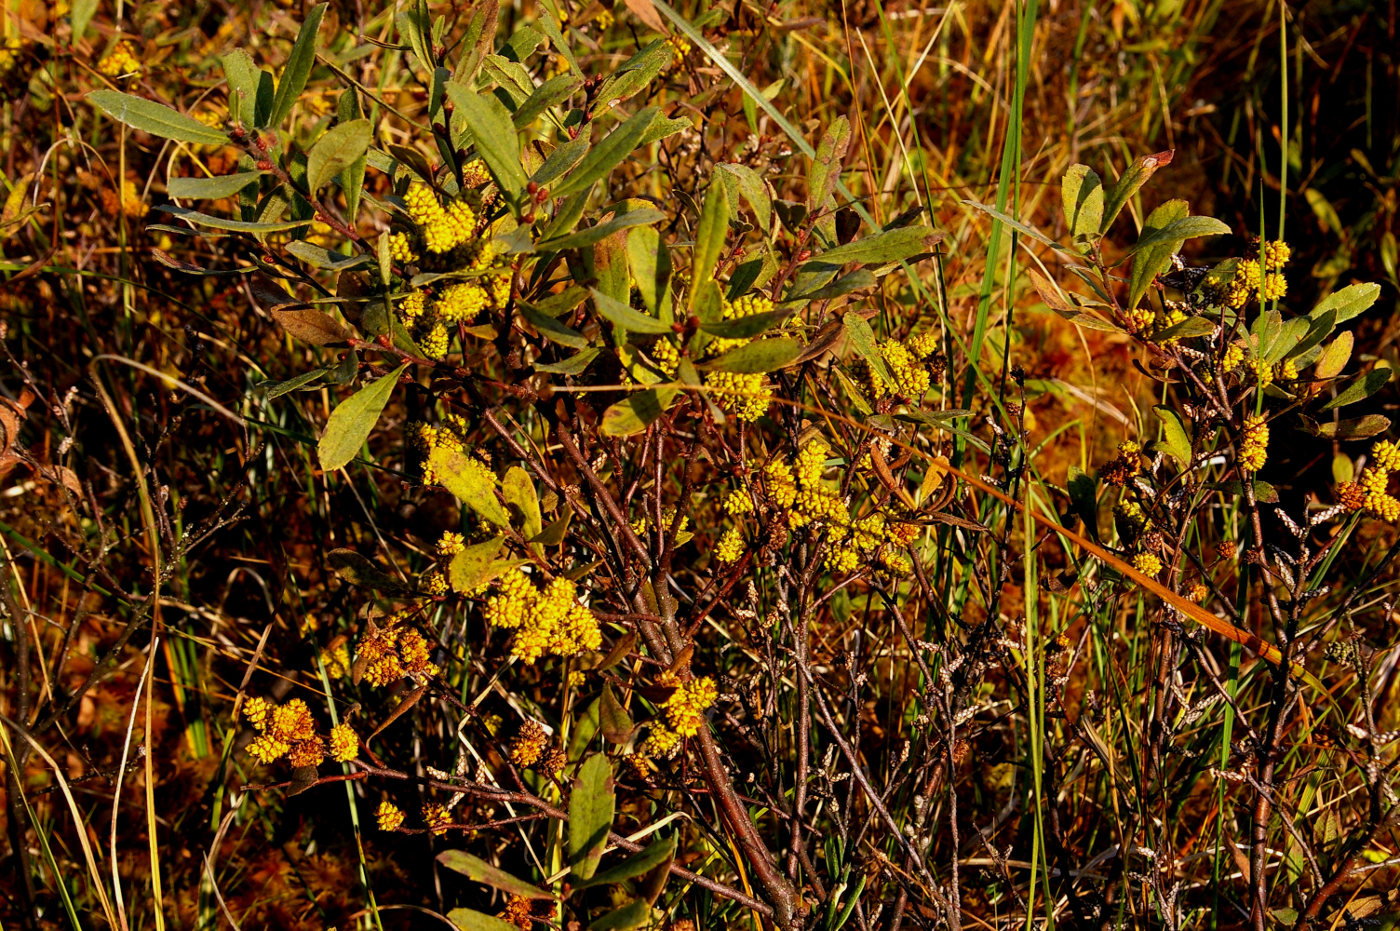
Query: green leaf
xmin=531 ymin=504 xmax=573 ymax=545
xmin=1100 ymin=149 xmax=1175 ymax=234
xmin=1312 ymin=415 xmax=1391 ymax=440
xmin=717 ymin=162 xmax=771 ymax=232
xmin=1321 ymin=368 xmax=1391 ymax=411
xmin=577 ymin=834 xmax=675 ymax=889
xmin=396 ymin=0 xmax=433 ymax=73
xmin=257 ymin=366 xmax=330 ymax=399
xmin=317 ymin=364 xmax=407 ymax=470
xmin=219 ymin=49 xmax=262 ymax=128
xmin=700 ymin=336 xmax=802 ymax=374
xmin=429 ymin=447 xmax=511 ymax=529
xmin=600 ymin=388 xmax=679 ymax=436
xmin=535 ymin=348 xmax=601 ymax=375
xmin=1127 ymin=199 xmax=1188 ymax=311
xmin=843 ymin=313 xmax=892 ymax=385
xmin=569 ymin=753 xmax=615 ymax=880
xmin=532 ymin=134 xmax=590 ymax=188
xmin=520 ymin=303 xmax=590 ymax=348
xmin=783 ymin=268 xmax=876 ymax=304
xmin=447 ymin=537 xmax=516 ymax=592
xmin=1311 ymin=282 xmax=1381 ymax=325
xmin=553 ymin=107 xmax=661 ymax=199
xmin=1152 ymin=316 xmax=1216 ymax=341
xmin=536 ymin=208 xmax=666 ymax=253
xmin=513 ymin=73 xmax=583 ymax=130
xmin=158 ymin=205 xmax=307 ymax=233
xmin=598 ymin=684 xmax=634 ymax=744
xmin=1152 ymin=405 xmax=1193 ymax=467
xmin=306 ymin=119 xmax=372 ymax=195
xmin=588 ymin=899 xmax=651 ymax=931
xmin=960 ymin=201 xmax=1060 ymax=249
xmin=809 ymin=115 xmax=850 ymax=218
xmin=1314 ymin=332 xmax=1354 ymax=380
xmin=1061 ymin=163 xmax=1103 ymax=241
xmin=688 ymin=183 xmax=730 ymax=311
xmin=325 ymin=548 xmax=411 ymax=593
xmin=437 ymin=851 xmax=554 ymax=900
xmin=1126 ymin=215 xmax=1230 ymax=255
xmin=800 ymin=225 xmax=940 ymax=270
xmin=699 ymin=308 xmax=791 ymax=340
xmin=627 ymin=227 xmax=669 ymax=315
xmin=591 ymin=289 xmax=672 ymax=335
xmin=502 ymin=467 xmax=542 ymax=542
xmin=593 ymin=41 xmax=671 ymax=109
xmin=89 ymin=91 xmax=229 ymax=146
xmin=445 ymin=908 xmax=526 ymax=931
xmin=269 ymin=4 xmax=327 ymax=127
xmin=446 ymin=85 xmax=528 ymax=197
xmin=167 ymin=171 xmax=266 ymax=200
xmin=71 ymin=0 xmax=98 ymax=41
xmin=285 ymin=241 xmax=373 ymax=271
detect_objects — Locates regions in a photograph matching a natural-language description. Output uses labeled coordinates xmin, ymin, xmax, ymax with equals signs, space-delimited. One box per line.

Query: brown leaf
xmin=272 ymin=308 xmax=353 ymax=346
xmin=622 ymin=0 xmax=667 ymax=32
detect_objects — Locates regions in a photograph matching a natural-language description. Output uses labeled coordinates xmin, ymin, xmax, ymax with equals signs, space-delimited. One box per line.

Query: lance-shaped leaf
xmin=718 ymin=162 xmax=771 ymax=232
xmin=437 ymin=851 xmax=555 ymax=900
xmin=1152 ymin=405 xmax=1193 ymax=468
xmin=553 ymin=107 xmax=660 ymax=199
xmin=446 ymin=85 xmax=528 ymax=197
xmin=1311 ymin=282 xmax=1381 ymax=326
xmin=430 ymin=448 xmax=511 ymax=529
xmin=272 ymin=308 xmax=352 ymax=346
xmin=588 ymin=900 xmax=651 ymax=931
xmin=575 ymin=834 xmax=676 ymax=890
xmin=1314 ymin=332 xmax=1353 ymax=380
xmin=89 ymin=91 xmax=229 ymax=146
xmin=600 ymin=388 xmax=679 ymax=436
xmin=520 ymin=303 xmax=590 ymax=349
xmin=306 ymin=119 xmax=372 ymax=195
xmin=1127 ymin=199 xmax=1189 ymax=312
xmin=687 ymin=183 xmax=730 ymax=312
xmin=317 ymin=364 xmax=407 ymax=470
xmin=1061 ymin=163 xmax=1103 ymax=241
xmin=700 ymin=336 xmax=803 ymax=374
xmin=598 ymin=684 xmax=634 ymax=744
xmin=269 ymin=4 xmax=327 ymax=127
xmin=501 ymin=467 xmax=542 ymax=542
xmin=1126 ymin=214 xmax=1230 ymax=255
xmin=569 ymin=753 xmax=615 ymax=880
xmin=1311 ymin=415 xmax=1391 ymax=440
xmin=536 ymin=209 xmax=666 ymax=253
xmin=1100 ymin=149 xmax=1175 ymax=234
xmin=843 ymin=313 xmax=892 ymax=385
xmin=167 ymin=171 xmax=266 ymax=200
xmin=445 ymin=909 xmax=526 ymax=931
xmin=1320 ymin=368 xmax=1392 ymax=411
xmin=449 ymin=537 xmax=527 ymax=592
xmin=800 ymin=225 xmax=941 ymax=271
xmin=591 ymin=289 xmax=672 ymax=335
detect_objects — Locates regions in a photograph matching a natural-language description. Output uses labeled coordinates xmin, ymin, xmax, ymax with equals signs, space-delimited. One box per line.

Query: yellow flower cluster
xmin=1239 ymin=414 xmax=1269 ymax=473
xmin=715 ymin=525 xmax=745 ymax=563
xmin=666 ymin=34 xmax=692 ymax=65
xmin=1225 ymin=245 xmax=1289 ymax=309
xmin=0 ymin=39 xmax=22 ymax=80
xmin=664 ymin=676 xmax=717 ymax=736
xmin=422 ymin=802 xmax=452 ymax=834
xmin=404 ymin=181 xmax=478 ymax=254
xmin=631 ymin=506 xmax=690 ymax=537
xmin=483 ymin=569 xmax=602 ymax=663
xmin=509 ymin=719 xmax=548 ymax=767
xmin=501 ymin=895 xmax=533 ymax=931
xmin=704 ymin=293 xmax=781 ymax=421
xmin=1123 ymin=304 xmax=1155 ymax=335
xmin=595 ymin=8 xmax=615 ymax=30
xmin=1222 ymin=343 xmax=1244 ymax=373
xmin=1113 ymin=498 xmax=1146 ymax=544
xmin=243 ymin=696 xmax=322 ymax=766
xmin=413 ymin=415 xmax=475 ymax=484
xmin=328 ymin=723 xmax=359 ymax=763
xmin=356 ymin=614 xmax=440 ymax=686
xmin=1101 ymin=440 xmax=1143 ymax=487
xmin=1132 ymin=551 xmax=1163 ymax=577
xmin=869 ymin=333 xmax=939 ymax=399
xmin=1338 ymin=439 xmax=1400 ymax=520
xmin=98 ymin=42 xmax=141 ymax=79
xmin=318 ymin=640 xmax=351 ymax=679
xmin=376 ymin=800 xmax=405 ymax=831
